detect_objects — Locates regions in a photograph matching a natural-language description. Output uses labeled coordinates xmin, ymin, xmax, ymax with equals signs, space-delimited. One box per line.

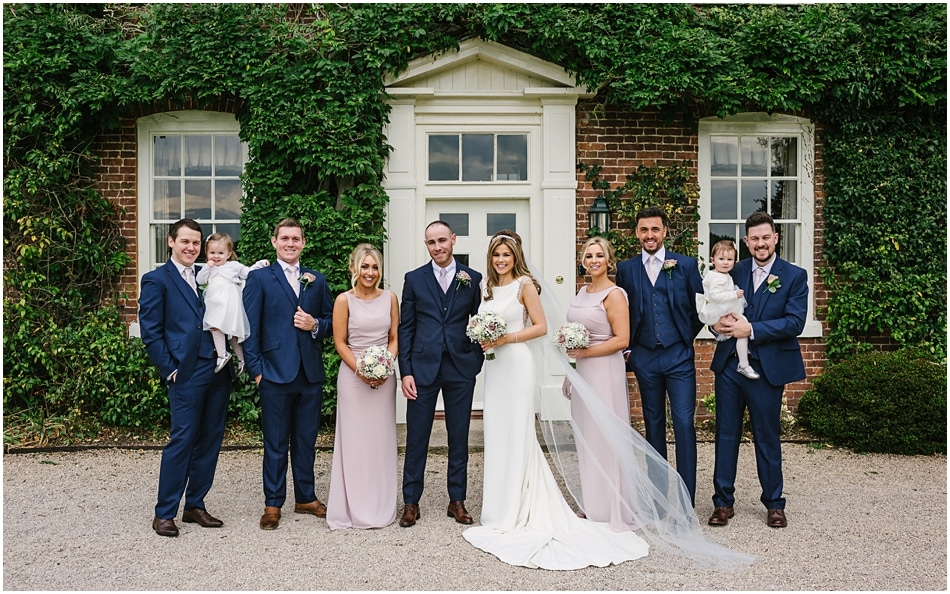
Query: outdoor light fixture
xmin=588 ymin=195 xmax=611 ymax=234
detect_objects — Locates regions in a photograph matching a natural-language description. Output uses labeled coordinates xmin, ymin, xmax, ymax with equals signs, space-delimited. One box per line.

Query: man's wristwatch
xmin=310 ymin=320 xmax=318 ymax=333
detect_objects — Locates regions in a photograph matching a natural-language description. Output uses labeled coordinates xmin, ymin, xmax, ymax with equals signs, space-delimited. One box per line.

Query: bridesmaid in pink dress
xmin=327 ymin=244 xmax=400 ymax=529
xmin=564 ymin=237 xmax=634 ymax=532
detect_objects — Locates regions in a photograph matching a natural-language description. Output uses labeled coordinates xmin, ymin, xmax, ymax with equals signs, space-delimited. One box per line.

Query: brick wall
xmin=574 ymin=101 xmax=829 ymax=417
xmin=91 ymin=97 xmax=243 ymax=325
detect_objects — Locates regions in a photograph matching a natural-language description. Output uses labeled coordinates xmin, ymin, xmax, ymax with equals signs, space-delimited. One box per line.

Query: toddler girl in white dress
xmin=696 ymin=240 xmax=759 ymax=380
xmin=196 ymin=233 xmax=268 ymax=374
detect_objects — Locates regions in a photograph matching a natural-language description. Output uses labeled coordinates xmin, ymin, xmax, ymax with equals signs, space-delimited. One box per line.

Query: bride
xmin=461 ymin=230 xmax=649 ymax=570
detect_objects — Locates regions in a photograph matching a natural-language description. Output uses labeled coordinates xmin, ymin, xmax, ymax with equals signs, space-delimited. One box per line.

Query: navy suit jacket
xmin=397 ymin=260 xmax=483 ymax=387
xmin=139 ymin=260 xmax=217 ymax=383
xmin=615 ymin=250 xmax=705 ymax=350
xmin=242 ymin=262 xmax=333 ymax=385
xmin=710 ymin=256 xmax=808 ymax=387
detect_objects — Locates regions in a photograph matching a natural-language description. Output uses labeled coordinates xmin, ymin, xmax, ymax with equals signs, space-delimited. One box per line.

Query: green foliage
xmin=820 ymin=109 xmax=947 ymax=360
xmin=577 ymin=161 xmax=701 ymax=260
xmin=3 ymin=3 xmax=946 ymax=440
xmin=798 ymin=349 xmax=946 ymax=455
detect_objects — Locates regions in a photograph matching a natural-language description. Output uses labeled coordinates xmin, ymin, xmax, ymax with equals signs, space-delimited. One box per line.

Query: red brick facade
xmin=574 ymin=101 xmax=829 ymax=417
xmin=94 ymin=98 xmax=830 ymax=419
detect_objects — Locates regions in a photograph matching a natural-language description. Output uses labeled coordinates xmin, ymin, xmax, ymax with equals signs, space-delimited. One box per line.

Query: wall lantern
xmin=588 ymin=195 xmax=611 ymax=234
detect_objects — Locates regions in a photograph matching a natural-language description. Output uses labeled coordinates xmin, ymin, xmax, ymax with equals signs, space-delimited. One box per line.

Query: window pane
xmin=153 ymin=135 xmax=181 ymax=176
xmin=216 ymin=223 xmax=242 ymax=252
xmin=151 ymin=224 xmax=171 ymax=265
xmin=461 ymin=134 xmax=493 ymax=182
xmin=777 ymin=222 xmax=798 ymax=264
xmin=740 ymin=136 xmax=769 ymax=176
xmin=215 ymin=135 xmax=244 ymax=176
xmin=215 ymin=179 xmax=243 ymax=219
xmin=184 ymin=135 xmax=213 ymax=176
xmin=428 ymin=135 xmax=459 ymax=181
xmin=185 ymin=179 xmax=212 ymax=220
xmin=711 ymin=180 xmax=738 ymax=219
xmin=153 ymin=180 xmax=180 ymax=219
xmin=487 ymin=213 xmax=516 ymax=235
xmin=771 ymin=181 xmax=798 ymax=220
xmin=710 ymin=137 xmax=738 ymax=176
xmin=771 ymin=137 xmax=798 ymax=176
xmin=497 ymin=135 xmax=527 ymax=181
xmin=709 ymin=224 xmax=746 ymax=260
xmin=455 ymin=254 xmax=469 ymax=267
xmin=439 ymin=213 xmax=469 ymax=236
xmin=741 ymin=179 xmax=768 ymax=218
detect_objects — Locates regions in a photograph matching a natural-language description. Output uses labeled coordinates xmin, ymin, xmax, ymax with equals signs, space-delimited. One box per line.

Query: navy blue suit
xmin=243 ymin=262 xmax=333 ymax=508
xmin=616 ymin=251 xmax=704 ymax=504
xmin=139 ymin=260 xmax=231 ymax=520
xmin=710 ymin=256 xmax=807 ymax=510
xmin=398 ymin=261 xmax=483 ymax=504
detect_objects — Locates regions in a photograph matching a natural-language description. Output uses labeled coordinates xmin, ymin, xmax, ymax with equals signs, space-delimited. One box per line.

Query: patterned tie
xmin=647 ymin=256 xmax=659 ymax=286
xmin=286 ymin=265 xmax=300 ymax=297
xmin=438 ymin=267 xmax=450 ymax=293
xmin=754 ymin=266 xmax=767 ymax=292
xmin=183 ymin=267 xmax=197 ymax=295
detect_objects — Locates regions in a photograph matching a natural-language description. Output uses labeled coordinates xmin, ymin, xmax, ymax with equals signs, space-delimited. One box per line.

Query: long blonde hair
xmin=348 ymin=243 xmax=383 ymax=289
xmin=484 ymin=230 xmax=540 ymax=301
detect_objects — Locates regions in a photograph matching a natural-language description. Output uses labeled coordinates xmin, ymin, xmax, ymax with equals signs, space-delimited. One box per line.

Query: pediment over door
xmin=385 ymin=38 xmax=592 ymax=98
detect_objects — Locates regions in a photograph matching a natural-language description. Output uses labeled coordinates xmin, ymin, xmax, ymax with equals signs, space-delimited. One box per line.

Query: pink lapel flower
xmin=455 ymin=270 xmax=472 ymax=291
xmin=764 ymin=274 xmax=781 ymax=294
xmin=299 ymin=272 xmax=316 ymax=291
xmin=662 ymin=259 xmax=677 ymax=279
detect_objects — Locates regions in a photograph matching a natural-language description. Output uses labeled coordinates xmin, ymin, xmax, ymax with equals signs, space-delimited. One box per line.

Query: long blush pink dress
xmin=326 ymin=291 xmax=397 ymax=530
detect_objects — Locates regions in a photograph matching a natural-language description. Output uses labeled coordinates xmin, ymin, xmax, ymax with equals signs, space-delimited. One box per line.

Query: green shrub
xmin=798 ymin=348 xmax=946 ymax=455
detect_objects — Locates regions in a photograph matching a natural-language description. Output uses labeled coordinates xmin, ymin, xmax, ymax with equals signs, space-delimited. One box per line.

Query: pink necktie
xmin=183 ymin=268 xmax=197 ymax=295
xmin=439 ymin=267 xmax=450 ymax=292
xmin=754 ymin=267 xmax=767 ymax=292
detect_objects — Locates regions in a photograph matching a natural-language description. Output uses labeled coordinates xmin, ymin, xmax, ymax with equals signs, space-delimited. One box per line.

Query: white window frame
xmin=698 ymin=113 xmax=821 ymax=337
xmin=426 ymin=131 xmax=531 ymax=184
xmin=136 ymin=111 xmax=246 ymax=278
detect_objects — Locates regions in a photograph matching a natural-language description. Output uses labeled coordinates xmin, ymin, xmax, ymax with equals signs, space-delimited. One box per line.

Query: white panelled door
xmin=426 ymin=199 xmax=531 ymax=412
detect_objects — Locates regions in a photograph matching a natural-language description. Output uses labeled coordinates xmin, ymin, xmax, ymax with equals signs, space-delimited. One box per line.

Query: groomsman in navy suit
xmin=708 ymin=212 xmax=807 ymax=529
xmin=139 ymin=218 xmax=232 ymax=537
xmin=615 ymin=206 xmax=705 ymax=505
xmin=397 ymin=221 xmax=484 ymax=527
xmin=243 ymin=218 xmax=334 ymax=530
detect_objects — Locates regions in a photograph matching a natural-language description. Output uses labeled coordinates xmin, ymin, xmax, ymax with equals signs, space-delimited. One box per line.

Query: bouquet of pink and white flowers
xmin=552 ymin=322 xmax=590 ymax=350
xmin=466 ymin=311 xmax=507 ymax=360
xmin=356 ymin=345 xmax=396 ymax=381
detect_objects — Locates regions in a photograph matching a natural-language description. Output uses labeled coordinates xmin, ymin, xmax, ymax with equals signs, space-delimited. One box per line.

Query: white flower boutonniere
xmin=764 ymin=274 xmax=781 ymax=294
xmin=455 ymin=270 xmax=471 ymax=291
xmin=662 ymin=259 xmax=677 ymax=279
xmin=299 ymin=272 xmax=316 ymax=291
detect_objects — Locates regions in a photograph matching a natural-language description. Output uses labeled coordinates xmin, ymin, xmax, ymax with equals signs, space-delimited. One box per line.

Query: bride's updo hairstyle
xmin=484 ymin=229 xmax=541 ymax=301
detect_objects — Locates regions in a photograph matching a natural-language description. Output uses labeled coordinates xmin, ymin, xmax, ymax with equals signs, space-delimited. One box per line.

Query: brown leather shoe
xmin=260 ymin=506 xmax=281 ymax=530
xmin=708 ymin=507 xmax=735 ymax=526
xmin=399 ymin=503 xmax=420 ymax=528
xmin=152 ymin=517 xmax=179 ymax=537
xmin=766 ymin=508 xmax=787 ymax=528
xmin=182 ymin=507 xmax=223 ymax=528
xmin=294 ymin=499 xmax=327 ymax=518
xmin=447 ymin=500 xmax=474 ymax=525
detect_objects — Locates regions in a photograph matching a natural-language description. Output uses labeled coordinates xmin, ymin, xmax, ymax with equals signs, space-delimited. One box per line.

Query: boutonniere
xmin=764 ymin=274 xmax=781 ymax=294
xmin=455 ymin=270 xmax=471 ymax=291
xmin=299 ymin=272 xmax=316 ymax=291
xmin=662 ymin=259 xmax=677 ymax=279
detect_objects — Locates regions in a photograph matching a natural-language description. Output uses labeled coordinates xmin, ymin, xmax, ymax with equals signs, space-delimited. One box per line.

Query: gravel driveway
xmin=3 ymin=442 xmax=946 ymax=590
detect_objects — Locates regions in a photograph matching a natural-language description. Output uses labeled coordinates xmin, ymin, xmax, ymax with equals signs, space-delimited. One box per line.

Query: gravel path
xmin=3 ymin=443 xmax=946 ymax=591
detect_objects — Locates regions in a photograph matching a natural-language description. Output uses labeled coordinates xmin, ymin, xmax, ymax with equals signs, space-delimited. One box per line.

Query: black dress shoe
xmin=708 ymin=507 xmax=735 ymax=526
xmin=182 ymin=508 xmax=223 ymax=527
xmin=447 ymin=500 xmax=473 ymax=525
xmin=399 ymin=503 xmax=420 ymax=528
xmin=766 ymin=508 xmax=787 ymax=528
xmin=152 ymin=517 xmax=179 ymax=537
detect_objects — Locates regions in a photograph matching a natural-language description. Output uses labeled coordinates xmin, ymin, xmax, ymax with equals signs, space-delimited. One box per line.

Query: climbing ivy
xmin=3 ymin=3 xmax=945 ymax=442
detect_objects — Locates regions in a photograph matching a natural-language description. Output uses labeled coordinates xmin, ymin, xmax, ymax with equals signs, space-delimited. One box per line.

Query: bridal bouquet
xmin=356 ymin=345 xmax=396 ymax=381
xmin=552 ymin=322 xmax=590 ymax=350
xmin=466 ymin=311 xmax=507 ymax=360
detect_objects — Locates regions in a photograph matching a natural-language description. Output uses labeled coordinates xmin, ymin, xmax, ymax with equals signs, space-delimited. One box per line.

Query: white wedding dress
xmin=462 ymin=278 xmax=649 ymax=570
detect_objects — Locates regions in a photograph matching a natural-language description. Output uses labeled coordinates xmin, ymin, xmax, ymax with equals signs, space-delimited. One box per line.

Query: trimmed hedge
xmin=798 ymin=349 xmax=946 ymax=455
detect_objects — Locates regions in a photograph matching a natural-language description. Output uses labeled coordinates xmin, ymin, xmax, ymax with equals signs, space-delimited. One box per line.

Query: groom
xmin=397 ymin=220 xmax=484 ymax=528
